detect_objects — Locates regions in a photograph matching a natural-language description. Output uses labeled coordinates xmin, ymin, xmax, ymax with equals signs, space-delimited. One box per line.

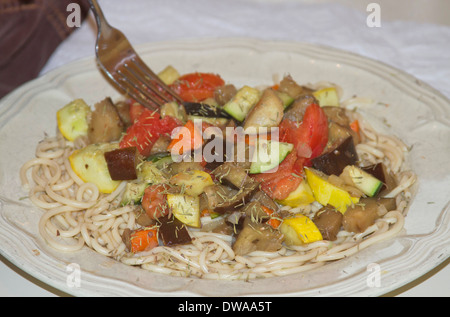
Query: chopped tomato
xmin=254 ymin=103 xmax=328 ymax=200
xmin=119 ymin=109 xmax=182 ymax=157
xmin=279 ymin=103 xmax=328 ymax=165
xmin=141 ymin=184 xmax=170 ymax=220
xmin=170 ymin=72 xmax=225 ymax=102
xmin=167 ymin=120 xmax=204 ymax=155
xmin=252 ymin=151 xmax=304 ymax=200
xmin=129 ymin=228 xmax=159 ymax=253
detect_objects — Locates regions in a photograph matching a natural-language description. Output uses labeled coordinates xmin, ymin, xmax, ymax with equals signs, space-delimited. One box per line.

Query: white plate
xmin=0 ymin=38 xmax=449 ymax=297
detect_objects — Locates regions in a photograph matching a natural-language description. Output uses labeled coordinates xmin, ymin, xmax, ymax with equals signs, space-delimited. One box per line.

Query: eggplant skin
xmin=158 ymin=215 xmax=192 ymax=246
xmin=183 ymin=102 xmax=231 ymax=118
xmin=311 ymin=136 xmax=358 ymax=176
xmin=104 ymin=147 xmax=138 ymax=180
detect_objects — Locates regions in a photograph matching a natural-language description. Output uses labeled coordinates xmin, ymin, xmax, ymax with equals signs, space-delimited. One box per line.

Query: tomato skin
xmin=141 ymin=184 xmax=170 ymax=220
xmin=279 ymin=103 xmax=328 ymax=165
xmin=252 ymin=151 xmax=304 ymax=200
xmin=120 ymin=109 xmax=182 ymax=157
xmin=170 ymin=72 xmax=225 ymax=102
xmin=254 ymin=103 xmax=328 ymax=200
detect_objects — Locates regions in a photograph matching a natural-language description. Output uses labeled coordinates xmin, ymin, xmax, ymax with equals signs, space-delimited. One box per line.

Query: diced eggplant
xmin=311 ymin=136 xmax=358 ymax=176
xmin=212 ymin=162 xmax=251 ymax=189
xmin=232 ymin=217 xmax=283 ymax=256
xmin=114 ymin=100 xmax=132 ymax=128
xmin=243 ymin=88 xmax=284 ymax=130
xmin=278 ymin=75 xmax=314 ymax=99
xmin=283 ymin=94 xmax=316 ymax=122
xmin=149 ymin=135 xmax=171 ymax=155
xmin=342 ymin=197 xmax=397 ymax=233
xmin=240 ymin=201 xmax=270 ymax=223
xmin=104 ymin=146 xmax=138 ymax=180
xmin=121 ymin=228 xmax=133 ymax=251
xmin=158 ymin=214 xmax=192 ymax=246
xmin=203 ymin=180 xmax=259 ymax=214
xmin=183 ymin=102 xmax=231 ymax=118
xmin=313 ymin=206 xmax=343 ymax=241
xmin=250 ymin=190 xmax=279 ymax=212
xmin=326 ymin=121 xmax=360 ymax=150
xmin=88 ymin=97 xmax=124 ymax=143
xmin=322 ymin=106 xmax=350 ymax=127
xmin=135 ymin=211 xmax=156 ymax=227
xmin=362 ymin=163 xmax=397 ymax=196
xmin=214 ymin=84 xmax=238 ymax=106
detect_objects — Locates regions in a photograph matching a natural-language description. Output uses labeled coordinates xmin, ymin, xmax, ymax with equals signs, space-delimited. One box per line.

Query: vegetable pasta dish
xmin=20 ymin=66 xmax=417 ymax=279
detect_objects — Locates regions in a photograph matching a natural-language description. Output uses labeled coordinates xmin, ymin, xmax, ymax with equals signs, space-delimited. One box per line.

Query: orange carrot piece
xmin=350 ymin=119 xmax=360 ymax=134
xmin=167 ymin=120 xmax=204 ymax=155
xmin=261 ymin=206 xmax=281 ymax=229
xmin=130 ymin=228 xmax=159 ymax=253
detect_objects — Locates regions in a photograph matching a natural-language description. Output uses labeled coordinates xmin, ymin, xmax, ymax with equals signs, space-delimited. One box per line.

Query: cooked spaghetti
xmin=20 ymin=72 xmax=416 ymax=280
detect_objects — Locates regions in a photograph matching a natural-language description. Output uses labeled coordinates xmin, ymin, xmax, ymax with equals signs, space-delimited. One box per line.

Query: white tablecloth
xmin=1 ymin=0 xmax=449 ymax=297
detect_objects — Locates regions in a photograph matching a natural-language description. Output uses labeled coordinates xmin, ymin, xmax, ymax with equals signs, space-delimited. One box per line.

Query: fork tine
xmin=130 ymin=57 xmax=184 ymax=104
xmin=123 ymin=60 xmax=173 ymax=105
xmin=116 ymin=69 xmax=161 ymax=110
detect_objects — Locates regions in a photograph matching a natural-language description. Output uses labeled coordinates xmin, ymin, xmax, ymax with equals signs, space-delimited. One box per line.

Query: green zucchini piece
xmin=346 ymin=165 xmax=383 ymax=197
xmin=223 ymin=86 xmax=261 ymax=122
xmin=249 ymin=140 xmax=294 ymax=174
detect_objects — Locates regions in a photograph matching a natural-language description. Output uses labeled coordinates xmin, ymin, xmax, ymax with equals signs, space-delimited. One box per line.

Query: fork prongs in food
xmin=116 ymin=57 xmax=183 ymax=110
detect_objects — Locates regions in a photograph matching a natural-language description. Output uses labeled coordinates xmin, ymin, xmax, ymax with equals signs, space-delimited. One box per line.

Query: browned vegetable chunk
xmin=322 ymin=106 xmax=350 ymax=127
xmin=213 ymin=162 xmax=251 ymax=189
xmin=278 ymin=75 xmax=314 ymax=99
xmin=283 ymin=94 xmax=316 ymax=122
xmin=343 ymin=197 xmax=397 ymax=233
xmin=158 ymin=215 xmax=192 ymax=246
xmin=313 ymin=206 xmax=343 ymax=241
xmin=326 ymin=121 xmax=360 ymax=149
xmin=203 ymin=179 xmax=259 ymax=214
xmin=114 ymin=100 xmax=132 ymax=128
xmin=250 ymin=190 xmax=278 ymax=212
xmin=121 ymin=228 xmax=133 ymax=251
xmin=104 ymin=147 xmax=138 ymax=180
xmin=232 ymin=218 xmax=283 ymax=256
xmin=88 ymin=97 xmax=124 ymax=143
xmin=244 ymin=88 xmax=284 ymax=129
xmin=214 ymin=84 xmax=237 ymax=106
xmin=311 ymin=136 xmax=358 ymax=176
xmin=240 ymin=201 xmax=270 ymax=223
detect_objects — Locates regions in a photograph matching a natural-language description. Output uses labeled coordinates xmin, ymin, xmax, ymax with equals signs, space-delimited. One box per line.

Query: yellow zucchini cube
xmin=313 ymin=87 xmax=340 ymax=107
xmin=280 ymin=214 xmax=323 ymax=245
xmin=305 ymin=167 xmax=359 ymax=214
xmin=158 ymin=65 xmax=180 ymax=85
xmin=57 ymin=99 xmax=91 ymax=141
xmin=169 ymin=170 xmax=214 ymax=197
xmin=276 ymin=179 xmax=315 ymax=207
xmin=68 ymin=143 xmax=121 ymax=193
xmin=167 ymin=194 xmax=201 ymax=228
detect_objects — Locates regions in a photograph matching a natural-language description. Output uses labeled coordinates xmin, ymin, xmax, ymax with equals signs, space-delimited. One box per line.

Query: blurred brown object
xmin=0 ymin=0 xmax=90 ymax=98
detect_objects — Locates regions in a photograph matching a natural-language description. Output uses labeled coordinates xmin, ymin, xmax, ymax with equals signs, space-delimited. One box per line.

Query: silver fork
xmin=88 ymin=0 xmax=183 ymax=110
